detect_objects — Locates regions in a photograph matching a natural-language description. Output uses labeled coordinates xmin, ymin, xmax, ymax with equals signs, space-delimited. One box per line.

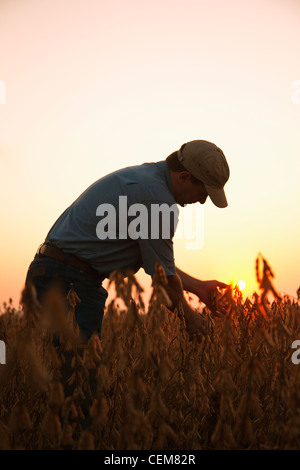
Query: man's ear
xmin=177 ymin=171 xmax=191 ymax=184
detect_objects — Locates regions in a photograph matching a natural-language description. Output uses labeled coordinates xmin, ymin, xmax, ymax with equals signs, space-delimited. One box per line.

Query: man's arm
xmin=175 ymin=267 xmax=201 ymax=294
xmin=162 ymin=273 xmax=207 ymax=337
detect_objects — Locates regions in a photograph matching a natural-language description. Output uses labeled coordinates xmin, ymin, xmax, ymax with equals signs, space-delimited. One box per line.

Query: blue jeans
xmin=25 ymin=254 xmax=108 ymax=343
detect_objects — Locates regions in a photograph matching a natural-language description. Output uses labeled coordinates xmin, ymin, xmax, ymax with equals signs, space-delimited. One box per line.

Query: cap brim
xmin=204 ymin=185 xmax=228 ymax=208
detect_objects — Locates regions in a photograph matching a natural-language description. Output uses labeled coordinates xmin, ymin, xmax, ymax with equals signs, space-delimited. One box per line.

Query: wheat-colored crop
xmin=0 ymin=260 xmax=300 ymax=449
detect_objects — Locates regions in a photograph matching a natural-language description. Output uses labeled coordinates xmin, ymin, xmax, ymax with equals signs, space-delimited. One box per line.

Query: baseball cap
xmin=177 ymin=140 xmax=230 ymax=208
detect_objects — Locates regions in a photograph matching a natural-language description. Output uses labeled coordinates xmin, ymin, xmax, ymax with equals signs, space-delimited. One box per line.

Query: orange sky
xmin=0 ymin=0 xmax=300 ymax=307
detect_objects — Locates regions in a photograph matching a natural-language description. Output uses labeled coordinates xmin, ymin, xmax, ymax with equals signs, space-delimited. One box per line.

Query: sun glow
xmin=237 ymin=280 xmax=246 ymax=291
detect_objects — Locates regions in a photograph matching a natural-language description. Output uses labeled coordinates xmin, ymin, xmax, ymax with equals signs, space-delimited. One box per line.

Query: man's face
xmin=172 ymin=171 xmax=208 ymax=207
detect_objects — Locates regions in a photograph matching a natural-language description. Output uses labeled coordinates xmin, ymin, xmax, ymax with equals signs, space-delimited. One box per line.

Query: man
xmin=25 ymin=139 xmax=230 ymax=343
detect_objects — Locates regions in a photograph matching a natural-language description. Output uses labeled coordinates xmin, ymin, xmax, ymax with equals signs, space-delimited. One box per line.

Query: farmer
xmin=25 ymin=140 xmax=230 ymax=342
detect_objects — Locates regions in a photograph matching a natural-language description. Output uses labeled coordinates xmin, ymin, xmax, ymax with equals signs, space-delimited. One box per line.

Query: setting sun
xmin=237 ymin=280 xmax=246 ymax=291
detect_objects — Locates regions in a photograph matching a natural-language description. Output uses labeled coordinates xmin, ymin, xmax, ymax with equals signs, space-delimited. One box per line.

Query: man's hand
xmin=184 ymin=309 xmax=207 ymax=341
xmin=195 ymin=280 xmax=228 ymax=316
xmin=175 ymin=268 xmax=228 ymax=316
xmin=158 ymin=269 xmax=226 ymax=341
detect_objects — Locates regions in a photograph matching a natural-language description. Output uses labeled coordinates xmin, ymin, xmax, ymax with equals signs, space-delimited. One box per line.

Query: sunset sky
xmin=0 ymin=0 xmax=300 ymax=307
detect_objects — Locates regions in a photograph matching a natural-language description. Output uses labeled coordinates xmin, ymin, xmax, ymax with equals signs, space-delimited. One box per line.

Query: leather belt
xmin=37 ymin=243 xmax=102 ymax=282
